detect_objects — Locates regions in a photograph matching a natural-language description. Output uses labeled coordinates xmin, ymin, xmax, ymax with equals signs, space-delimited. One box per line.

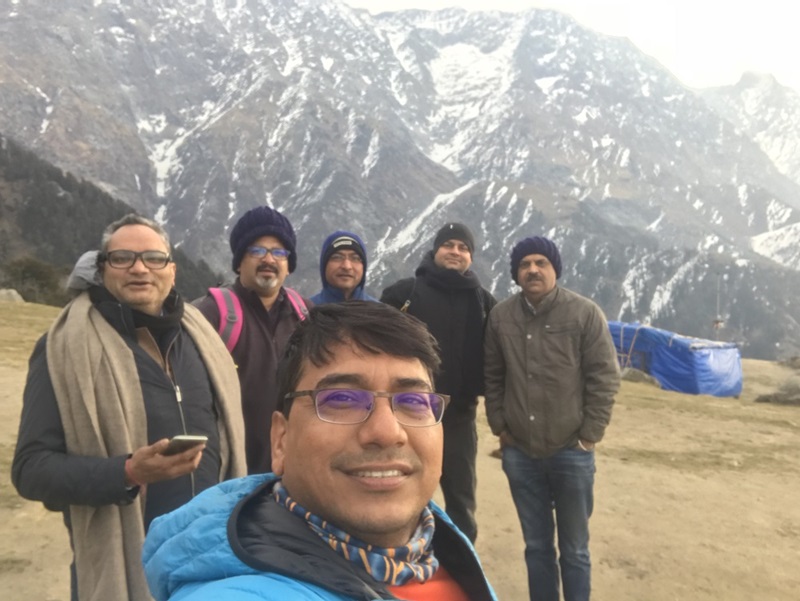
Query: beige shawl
xmin=47 ymin=292 xmax=246 ymax=601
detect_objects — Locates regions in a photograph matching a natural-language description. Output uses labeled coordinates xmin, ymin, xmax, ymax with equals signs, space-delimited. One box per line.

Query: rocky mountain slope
xmin=3 ymin=0 xmax=800 ymax=358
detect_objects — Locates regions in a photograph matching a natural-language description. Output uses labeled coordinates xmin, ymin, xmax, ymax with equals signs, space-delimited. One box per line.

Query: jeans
xmin=502 ymin=444 xmax=595 ymax=601
xmin=440 ymin=408 xmax=478 ymax=542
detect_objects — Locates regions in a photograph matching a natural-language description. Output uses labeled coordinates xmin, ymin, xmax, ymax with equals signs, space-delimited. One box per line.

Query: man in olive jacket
xmin=484 ymin=236 xmax=619 ymax=601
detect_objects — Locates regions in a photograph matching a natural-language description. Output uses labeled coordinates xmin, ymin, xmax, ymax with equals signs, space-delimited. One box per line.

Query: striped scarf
xmin=272 ymin=482 xmax=439 ymax=585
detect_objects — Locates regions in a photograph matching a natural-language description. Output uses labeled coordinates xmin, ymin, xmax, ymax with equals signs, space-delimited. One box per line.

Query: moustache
xmin=331 ymin=449 xmax=422 ymax=472
xmin=257 ymin=265 xmax=278 ymax=274
xmin=525 ymin=274 xmax=541 ymax=282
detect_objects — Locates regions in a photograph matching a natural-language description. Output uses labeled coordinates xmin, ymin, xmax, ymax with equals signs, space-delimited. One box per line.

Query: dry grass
xmin=0 ymin=301 xmax=60 ymax=366
xmin=2 ymin=299 xmax=800 ymax=600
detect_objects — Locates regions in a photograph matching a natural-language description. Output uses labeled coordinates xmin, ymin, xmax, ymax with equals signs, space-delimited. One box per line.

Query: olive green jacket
xmin=484 ymin=287 xmax=619 ymax=457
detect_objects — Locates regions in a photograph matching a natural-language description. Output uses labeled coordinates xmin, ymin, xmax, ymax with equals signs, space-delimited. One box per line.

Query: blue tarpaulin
xmin=608 ymin=321 xmax=743 ymax=397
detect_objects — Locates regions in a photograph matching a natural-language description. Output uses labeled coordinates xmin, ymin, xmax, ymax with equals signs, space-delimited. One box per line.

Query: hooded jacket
xmin=310 ymin=231 xmax=378 ymax=304
xmin=143 ymin=474 xmax=497 ymax=601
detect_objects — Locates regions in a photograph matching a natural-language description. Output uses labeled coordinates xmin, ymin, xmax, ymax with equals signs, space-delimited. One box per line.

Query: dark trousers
xmin=440 ymin=406 xmax=478 ymax=542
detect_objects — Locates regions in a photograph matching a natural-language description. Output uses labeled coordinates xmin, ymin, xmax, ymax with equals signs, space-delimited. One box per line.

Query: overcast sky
xmin=345 ymin=0 xmax=799 ymax=91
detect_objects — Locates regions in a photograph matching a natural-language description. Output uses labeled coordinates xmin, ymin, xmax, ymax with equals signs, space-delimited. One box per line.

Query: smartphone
xmin=163 ymin=434 xmax=208 ymax=456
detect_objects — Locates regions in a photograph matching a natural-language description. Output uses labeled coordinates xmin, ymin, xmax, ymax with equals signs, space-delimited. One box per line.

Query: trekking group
xmin=11 ymin=206 xmax=620 ymax=601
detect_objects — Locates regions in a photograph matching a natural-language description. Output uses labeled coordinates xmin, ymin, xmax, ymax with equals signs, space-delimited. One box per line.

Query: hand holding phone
xmin=162 ymin=435 xmax=208 ymax=456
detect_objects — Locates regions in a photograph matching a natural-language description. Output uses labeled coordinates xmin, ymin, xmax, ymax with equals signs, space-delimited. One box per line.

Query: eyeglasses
xmin=101 ymin=250 xmax=172 ymax=270
xmin=284 ymin=388 xmax=449 ymax=427
xmin=247 ymin=246 xmax=290 ymax=261
xmin=328 ymin=252 xmax=363 ymax=264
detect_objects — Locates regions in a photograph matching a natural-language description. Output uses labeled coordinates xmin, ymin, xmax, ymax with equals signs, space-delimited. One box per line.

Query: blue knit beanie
xmin=229 ymin=206 xmax=297 ymax=273
xmin=510 ymin=236 xmax=562 ymax=283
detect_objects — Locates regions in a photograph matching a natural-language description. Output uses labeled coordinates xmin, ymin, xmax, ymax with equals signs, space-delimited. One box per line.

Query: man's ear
xmin=270 ymin=411 xmax=288 ymax=476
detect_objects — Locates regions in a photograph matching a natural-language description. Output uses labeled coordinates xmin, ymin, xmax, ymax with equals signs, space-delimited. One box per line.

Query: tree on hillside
xmin=0 ymin=256 xmax=69 ymax=307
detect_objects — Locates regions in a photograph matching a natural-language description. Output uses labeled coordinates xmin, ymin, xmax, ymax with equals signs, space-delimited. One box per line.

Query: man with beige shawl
xmin=12 ymin=214 xmax=246 ymax=601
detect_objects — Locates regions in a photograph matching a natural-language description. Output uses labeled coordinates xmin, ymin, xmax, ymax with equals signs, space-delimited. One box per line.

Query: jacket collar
xmin=520 ymin=286 xmax=559 ymax=316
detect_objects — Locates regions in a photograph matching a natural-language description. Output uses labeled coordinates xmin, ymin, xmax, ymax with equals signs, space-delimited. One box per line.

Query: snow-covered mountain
xmin=701 ymin=74 xmax=800 ymax=272
xmin=3 ymin=0 xmax=800 ymax=359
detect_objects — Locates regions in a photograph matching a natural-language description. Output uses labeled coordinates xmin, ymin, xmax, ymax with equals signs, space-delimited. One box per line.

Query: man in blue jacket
xmin=144 ymin=301 xmax=497 ymax=601
xmin=310 ymin=230 xmax=378 ymax=304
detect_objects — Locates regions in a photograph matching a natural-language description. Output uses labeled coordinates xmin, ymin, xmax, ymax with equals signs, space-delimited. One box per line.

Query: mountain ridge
xmin=3 ymin=0 xmax=800 ymax=358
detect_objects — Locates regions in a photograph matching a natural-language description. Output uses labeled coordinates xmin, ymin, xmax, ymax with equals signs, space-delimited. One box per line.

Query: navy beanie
xmin=229 ymin=206 xmax=297 ymax=273
xmin=433 ymin=222 xmax=475 ymax=254
xmin=321 ymin=232 xmax=367 ymax=267
xmin=319 ymin=231 xmax=368 ymax=288
xmin=510 ymin=236 xmax=562 ymax=283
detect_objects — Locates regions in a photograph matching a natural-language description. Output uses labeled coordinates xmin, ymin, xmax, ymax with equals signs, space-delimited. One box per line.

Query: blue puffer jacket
xmin=310 ymin=231 xmax=379 ymax=304
xmin=143 ymin=474 xmax=497 ymax=601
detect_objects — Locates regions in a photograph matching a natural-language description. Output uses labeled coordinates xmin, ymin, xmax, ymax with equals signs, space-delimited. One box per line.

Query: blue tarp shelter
xmin=608 ymin=321 xmax=743 ymax=397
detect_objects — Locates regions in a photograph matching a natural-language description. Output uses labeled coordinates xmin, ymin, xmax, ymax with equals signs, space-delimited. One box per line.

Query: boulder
xmin=0 ymin=289 xmax=24 ymax=303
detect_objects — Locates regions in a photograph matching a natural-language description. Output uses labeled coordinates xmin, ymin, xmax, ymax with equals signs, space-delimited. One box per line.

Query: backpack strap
xmin=209 ymin=287 xmax=243 ymax=352
xmin=284 ymin=287 xmax=309 ymax=321
xmin=400 ymin=277 xmax=417 ymax=313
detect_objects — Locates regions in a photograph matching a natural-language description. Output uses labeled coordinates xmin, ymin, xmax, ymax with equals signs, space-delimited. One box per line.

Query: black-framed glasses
xmin=284 ymin=388 xmax=449 ymax=427
xmin=247 ymin=246 xmax=290 ymax=261
xmin=100 ymin=250 xmax=172 ymax=270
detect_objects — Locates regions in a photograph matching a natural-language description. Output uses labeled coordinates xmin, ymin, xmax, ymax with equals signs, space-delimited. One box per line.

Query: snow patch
xmin=737 ymin=184 xmax=749 ymax=208
xmin=573 ymin=106 xmax=598 ymax=125
xmin=154 ymin=204 xmax=168 ymax=225
xmin=650 ymin=257 xmax=697 ymax=318
xmin=618 ymin=147 xmax=630 ymax=168
xmin=535 ymin=76 xmax=561 ymax=95
xmin=362 ymin=131 xmax=380 ymax=178
xmin=538 ymin=49 xmax=557 ymax=64
xmin=766 ymin=199 xmax=792 ymax=231
xmin=646 ymin=212 xmax=664 ymax=232
xmin=138 ymin=114 xmax=168 ymax=134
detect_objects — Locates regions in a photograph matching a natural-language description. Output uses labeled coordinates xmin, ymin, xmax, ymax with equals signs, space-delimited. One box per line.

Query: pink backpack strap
xmin=209 ymin=287 xmax=243 ymax=352
xmin=284 ymin=287 xmax=309 ymax=322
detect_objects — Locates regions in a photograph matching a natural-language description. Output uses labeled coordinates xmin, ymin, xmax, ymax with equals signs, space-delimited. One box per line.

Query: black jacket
xmin=11 ymin=287 xmax=223 ymax=531
xmin=381 ymin=252 xmax=496 ymax=411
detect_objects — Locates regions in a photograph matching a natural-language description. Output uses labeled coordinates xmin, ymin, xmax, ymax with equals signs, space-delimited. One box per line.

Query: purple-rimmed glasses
xmin=284 ymin=388 xmax=449 ymax=427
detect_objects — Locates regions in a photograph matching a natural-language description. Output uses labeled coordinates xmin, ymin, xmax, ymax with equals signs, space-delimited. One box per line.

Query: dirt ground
xmin=1 ymin=300 xmax=799 ymax=600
